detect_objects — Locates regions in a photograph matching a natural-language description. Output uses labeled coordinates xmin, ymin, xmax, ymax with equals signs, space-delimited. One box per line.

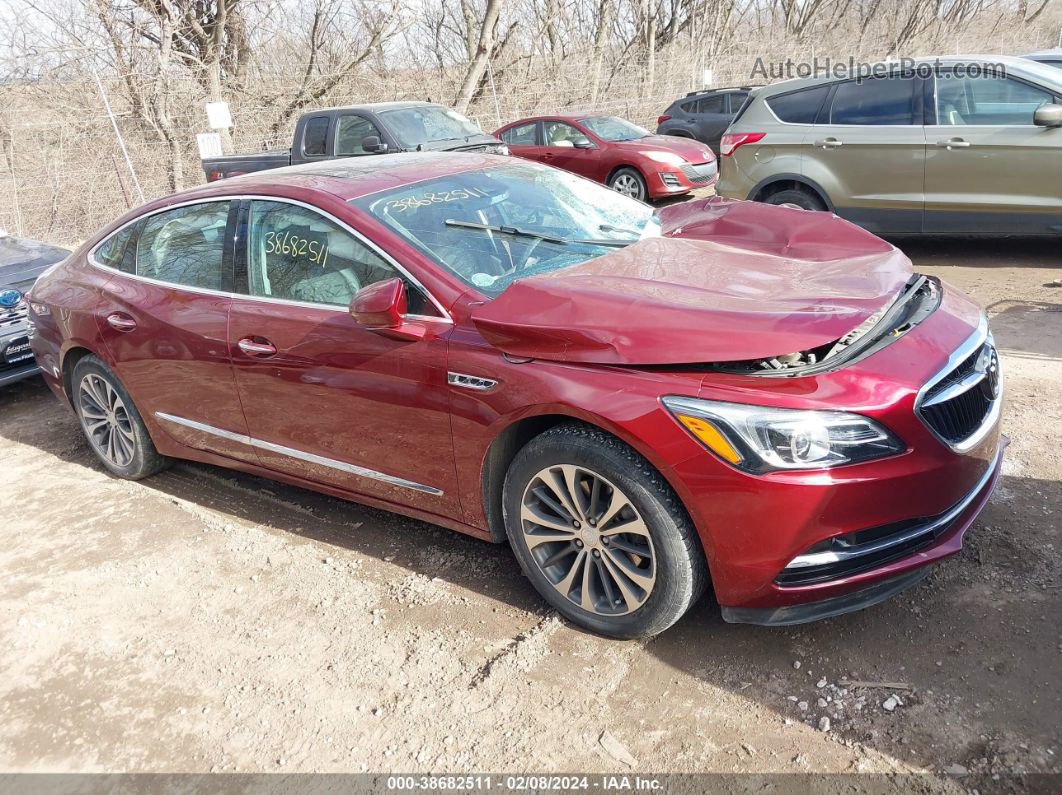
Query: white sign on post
xmin=702 ymin=69 xmax=714 ymax=89
xmin=205 ymin=101 xmax=233 ymax=129
xmin=196 ymin=132 xmax=223 ymax=159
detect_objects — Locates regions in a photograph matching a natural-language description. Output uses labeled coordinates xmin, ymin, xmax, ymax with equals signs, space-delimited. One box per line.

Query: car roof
xmin=169 ymin=152 xmax=511 ymax=205
xmin=309 ymin=101 xmax=437 ymax=114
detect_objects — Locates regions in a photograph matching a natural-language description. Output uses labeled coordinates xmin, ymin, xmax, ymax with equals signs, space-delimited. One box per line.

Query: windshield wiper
xmin=599 ymin=223 xmax=642 ymax=236
xmin=444 ymin=219 xmax=635 ymax=247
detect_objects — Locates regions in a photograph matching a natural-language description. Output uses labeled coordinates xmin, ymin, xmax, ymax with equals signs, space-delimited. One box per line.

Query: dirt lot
xmin=0 ymin=235 xmax=1059 ymax=783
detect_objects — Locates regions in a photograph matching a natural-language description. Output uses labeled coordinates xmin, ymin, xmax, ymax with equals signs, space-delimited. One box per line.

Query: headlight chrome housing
xmin=663 ymin=396 xmax=904 ymax=474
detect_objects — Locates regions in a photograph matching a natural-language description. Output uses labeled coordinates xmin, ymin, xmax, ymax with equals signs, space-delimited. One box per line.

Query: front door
xmin=227 ymin=198 xmax=460 ymax=516
xmin=94 ymin=199 xmax=256 ymax=462
xmin=806 ymin=74 xmax=927 ymax=234
xmin=924 ymin=71 xmax=1062 ymax=234
xmin=540 ymin=120 xmax=597 ymax=179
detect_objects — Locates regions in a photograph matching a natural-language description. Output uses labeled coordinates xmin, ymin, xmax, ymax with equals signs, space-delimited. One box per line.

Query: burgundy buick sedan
xmin=494 ymin=114 xmax=716 ymax=201
xmin=29 ymin=154 xmax=1002 ymax=638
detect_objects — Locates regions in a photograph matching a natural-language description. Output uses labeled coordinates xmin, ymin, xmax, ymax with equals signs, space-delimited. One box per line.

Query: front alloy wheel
xmin=521 ymin=464 xmax=656 ymax=616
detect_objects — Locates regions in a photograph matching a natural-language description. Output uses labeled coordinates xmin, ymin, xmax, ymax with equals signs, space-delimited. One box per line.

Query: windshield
xmin=579 ymin=116 xmax=650 ymax=141
xmin=379 ymin=106 xmax=486 ymax=147
xmin=351 ymin=162 xmax=661 ymax=296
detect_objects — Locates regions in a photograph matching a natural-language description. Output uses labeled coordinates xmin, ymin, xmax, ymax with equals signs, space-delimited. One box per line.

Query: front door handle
xmin=814 ymin=138 xmax=843 ymax=148
xmin=237 ymin=337 xmax=277 ymax=357
xmin=936 ymin=138 xmax=971 ymax=149
xmin=106 ymin=313 xmax=137 ymax=332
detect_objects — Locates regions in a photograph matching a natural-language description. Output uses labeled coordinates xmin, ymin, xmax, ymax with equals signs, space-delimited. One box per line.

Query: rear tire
xmin=72 ymin=355 xmax=169 ymax=480
xmin=608 ymin=168 xmax=648 ymax=202
xmin=502 ymin=424 xmax=707 ymax=639
xmin=763 ymin=187 xmax=827 ymax=211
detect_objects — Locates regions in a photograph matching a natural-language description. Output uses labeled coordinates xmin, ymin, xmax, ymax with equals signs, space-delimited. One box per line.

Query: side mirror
xmin=350 ymin=278 xmax=425 ymax=341
xmin=1033 ymin=103 xmax=1062 ymax=128
xmin=362 ymin=135 xmax=388 ymax=153
xmin=572 ymin=136 xmax=594 ymax=149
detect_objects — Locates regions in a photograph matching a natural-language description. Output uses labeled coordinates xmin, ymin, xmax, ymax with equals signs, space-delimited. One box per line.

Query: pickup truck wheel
xmin=608 ymin=168 xmax=648 ymax=202
xmin=763 ymin=187 xmax=827 ymax=211
xmin=73 ymin=355 xmax=169 ymax=480
xmin=502 ymin=424 xmax=707 ymax=639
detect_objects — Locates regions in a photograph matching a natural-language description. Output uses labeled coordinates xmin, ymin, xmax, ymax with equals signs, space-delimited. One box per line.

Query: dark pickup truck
xmin=203 ymin=101 xmax=507 ymax=181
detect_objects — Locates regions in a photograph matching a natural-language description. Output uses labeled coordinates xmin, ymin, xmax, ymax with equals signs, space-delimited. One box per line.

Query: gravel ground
xmin=0 ymin=232 xmax=1058 ymax=785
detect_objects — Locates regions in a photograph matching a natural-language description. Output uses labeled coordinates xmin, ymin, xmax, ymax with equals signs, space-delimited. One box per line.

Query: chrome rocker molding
xmin=783 ymin=444 xmax=1003 ymax=573
xmin=154 ymin=412 xmax=443 ymax=496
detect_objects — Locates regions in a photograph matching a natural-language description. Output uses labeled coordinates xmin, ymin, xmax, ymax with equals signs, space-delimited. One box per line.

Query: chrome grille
xmin=0 ymin=303 xmax=29 ymax=329
xmin=680 ymin=162 xmax=717 ymax=184
xmin=918 ymin=334 xmax=1000 ymax=449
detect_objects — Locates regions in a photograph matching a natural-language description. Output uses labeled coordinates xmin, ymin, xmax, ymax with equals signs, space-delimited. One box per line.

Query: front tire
xmin=72 ymin=355 xmax=169 ymax=480
xmin=502 ymin=424 xmax=707 ymax=639
xmin=608 ymin=168 xmax=648 ymax=202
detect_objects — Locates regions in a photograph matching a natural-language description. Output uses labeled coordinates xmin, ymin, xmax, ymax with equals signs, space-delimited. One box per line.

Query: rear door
xmin=692 ymin=94 xmax=734 ymax=151
xmin=227 ymin=198 xmax=460 ymax=515
xmin=499 ymin=121 xmax=543 ymax=164
xmin=924 ymin=70 xmax=1062 ymax=234
xmin=93 ymin=199 xmax=256 ymax=462
xmin=806 ymin=74 xmax=927 ymax=234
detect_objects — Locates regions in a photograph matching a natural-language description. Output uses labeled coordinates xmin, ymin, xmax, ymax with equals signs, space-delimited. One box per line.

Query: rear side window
xmin=93 ymin=223 xmax=137 ymax=273
xmin=829 ymin=77 xmax=916 ymax=125
xmin=303 ymin=116 xmax=330 ymax=156
xmin=696 ymin=95 xmax=725 ymax=114
xmin=135 ymin=202 xmax=231 ymax=290
xmin=501 ymin=122 xmax=538 ymax=145
xmin=766 ymin=85 xmax=830 ymax=123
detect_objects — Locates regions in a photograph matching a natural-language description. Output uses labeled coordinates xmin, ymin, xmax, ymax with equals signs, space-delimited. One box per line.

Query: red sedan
xmin=494 ymin=114 xmax=717 ymax=201
xmin=29 ymin=154 xmax=1003 ymax=638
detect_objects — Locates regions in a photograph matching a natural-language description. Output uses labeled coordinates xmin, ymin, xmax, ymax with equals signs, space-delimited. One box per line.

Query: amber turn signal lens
xmin=675 ymin=414 xmax=743 ymax=465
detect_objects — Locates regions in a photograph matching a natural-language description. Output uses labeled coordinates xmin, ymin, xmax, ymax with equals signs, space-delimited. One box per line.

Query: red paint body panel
xmin=494 ymin=115 xmax=717 ymax=199
xmin=28 ymin=154 xmax=1003 ymax=622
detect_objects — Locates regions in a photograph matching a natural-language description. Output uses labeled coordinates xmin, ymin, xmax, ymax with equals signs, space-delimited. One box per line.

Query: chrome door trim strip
xmin=154 ymin=411 xmax=444 ymax=496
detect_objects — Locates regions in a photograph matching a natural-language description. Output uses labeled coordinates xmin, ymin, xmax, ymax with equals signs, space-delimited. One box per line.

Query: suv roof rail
xmin=684 ymin=85 xmax=759 ymax=97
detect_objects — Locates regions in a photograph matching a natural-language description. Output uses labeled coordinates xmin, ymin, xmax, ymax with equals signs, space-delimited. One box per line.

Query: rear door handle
xmin=936 ymin=138 xmax=971 ymax=149
xmin=237 ymin=337 xmax=277 ymax=357
xmin=814 ymin=138 xmax=843 ymax=148
xmin=106 ymin=313 xmax=137 ymax=332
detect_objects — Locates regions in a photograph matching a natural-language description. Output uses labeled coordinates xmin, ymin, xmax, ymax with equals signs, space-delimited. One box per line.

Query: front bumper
xmin=649 ymin=161 xmax=718 ymax=198
xmin=0 ymin=309 xmax=38 ymax=387
xmin=719 ymin=442 xmax=1003 ymax=625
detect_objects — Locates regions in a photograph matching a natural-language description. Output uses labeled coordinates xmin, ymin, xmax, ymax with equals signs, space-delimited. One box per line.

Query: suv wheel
xmin=763 ymin=187 xmax=826 ymax=211
xmin=502 ymin=424 xmax=707 ymax=639
xmin=609 ymin=168 xmax=648 ymax=202
xmin=73 ymin=355 xmax=170 ymax=479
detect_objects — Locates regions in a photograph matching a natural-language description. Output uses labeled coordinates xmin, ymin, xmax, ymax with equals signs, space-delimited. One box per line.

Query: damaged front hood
xmin=471 ymin=200 xmax=912 ymax=366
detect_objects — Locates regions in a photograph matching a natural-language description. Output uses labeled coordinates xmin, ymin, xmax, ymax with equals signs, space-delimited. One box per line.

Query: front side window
xmin=93 ymin=223 xmax=138 ymax=273
xmin=303 ymin=116 xmax=330 ymax=156
xmin=579 ymin=115 xmax=649 ymax=141
xmin=135 ymin=202 xmax=231 ymax=290
xmin=829 ymin=76 xmax=916 ymax=125
xmin=245 ymin=200 xmax=437 ymax=315
xmin=501 ymin=122 xmax=538 ymax=145
xmin=378 ymin=106 xmax=483 ymax=148
xmin=335 ymin=115 xmax=382 ymax=155
xmin=350 ymin=162 xmax=661 ymax=297
xmin=543 ymin=121 xmax=584 ymax=147
xmin=766 ymin=85 xmax=830 ymax=123
xmin=936 ymin=74 xmax=1053 ymax=125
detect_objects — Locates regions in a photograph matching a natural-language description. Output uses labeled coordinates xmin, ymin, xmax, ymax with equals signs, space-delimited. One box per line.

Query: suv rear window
xmin=766 ymin=85 xmax=829 ymax=123
xmin=829 ymin=77 xmax=916 ymax=125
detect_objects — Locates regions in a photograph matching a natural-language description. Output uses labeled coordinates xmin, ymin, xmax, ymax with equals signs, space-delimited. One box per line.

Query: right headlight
xmin=662 ymin=396 xmax=904 ymax=474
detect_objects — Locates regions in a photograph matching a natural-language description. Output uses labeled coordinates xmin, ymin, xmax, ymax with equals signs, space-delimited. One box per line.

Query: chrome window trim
xmin=87 ymin=194 xmax=453 ymax=323
xmin=155 ymin=411 xmax=444 ymax=496
xmin=914 ymin=314 xmax=1002 ymax=453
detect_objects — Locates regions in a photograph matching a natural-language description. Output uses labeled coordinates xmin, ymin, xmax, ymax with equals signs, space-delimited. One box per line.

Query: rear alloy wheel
xmin=503 ymin=424 xmax=706 ymax=639
xmin=73 ymin=355 xmax=169 ymax=479
xmin=608 ymin=168 xmax=648 ymax=202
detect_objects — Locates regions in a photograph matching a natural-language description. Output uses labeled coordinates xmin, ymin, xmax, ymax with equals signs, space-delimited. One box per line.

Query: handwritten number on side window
xmin=264 ymin=231 xmax=328 ymax=268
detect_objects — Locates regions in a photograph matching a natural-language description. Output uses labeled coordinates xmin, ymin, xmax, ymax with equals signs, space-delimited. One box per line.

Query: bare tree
xmin=454 ymin=0 xmax=504 ymax=113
